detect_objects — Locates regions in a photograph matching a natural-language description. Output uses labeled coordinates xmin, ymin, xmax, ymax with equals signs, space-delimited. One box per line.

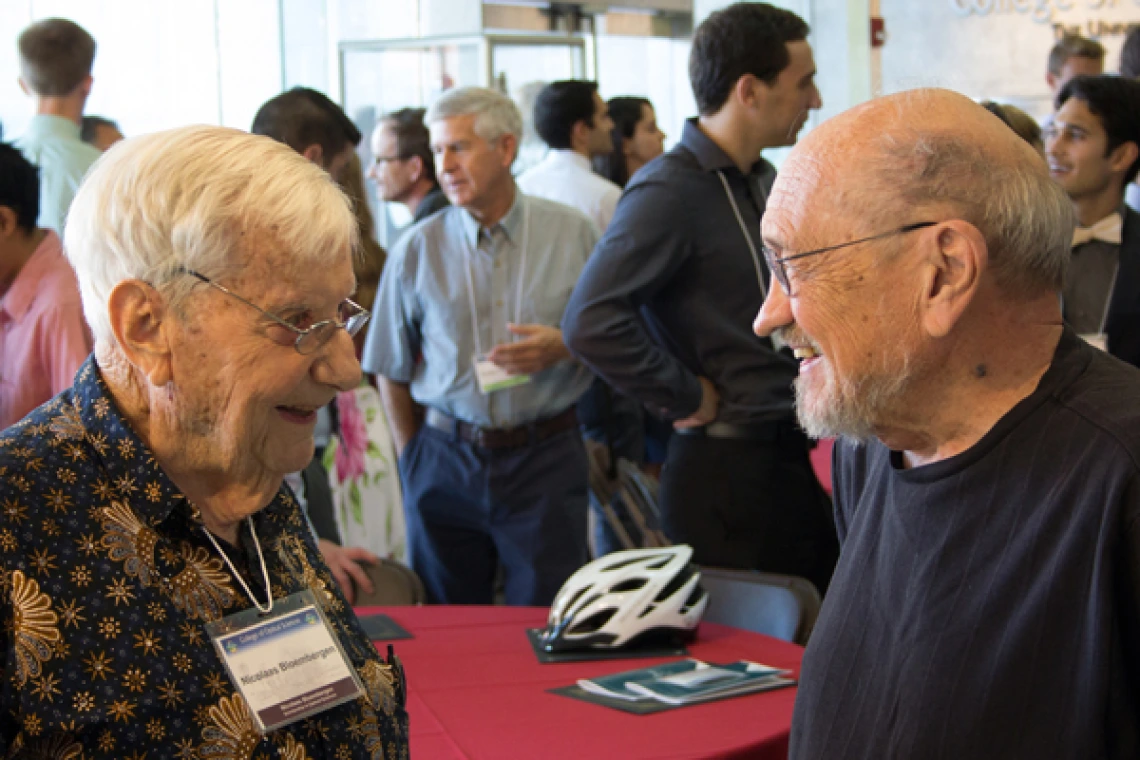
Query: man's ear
xmin=498 ymin=133 xmax=519 ymax=168
xmin=0 ymin=207 xmax=19 ymax=239
xmin=736 ymin=74 xmax=764 ymax=110
xmin=107 ymin=280 xmax=175 ymax=387
xmin=408 ymin=155 xmax=424 ymax=184
xmin=301 ymin=143 xmax=325 ymax=166
xmin=1108 ymin=140 xmax=1139 ymax=178
xmin=1046 ymin=72 xmax=1059 ymax=93
xmin=919 ymin=221 xmax=986 ymax=339
xmin=17 ymin=77 xmax=30 ymax=97
xmin=75 ymin=74 xmax=93 ymax=98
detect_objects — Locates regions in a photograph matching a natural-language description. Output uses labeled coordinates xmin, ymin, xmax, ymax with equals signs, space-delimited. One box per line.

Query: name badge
xmin=206 ymin=589 xmax=364 ymax=734
xmin=1080 ymin=332 xmax=1108 ymax=352
xmin=473 ymin=356 xmax=531 ymax=394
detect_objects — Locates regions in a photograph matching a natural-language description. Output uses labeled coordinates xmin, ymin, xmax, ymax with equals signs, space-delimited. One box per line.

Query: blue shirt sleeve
xmin=563 ymin=178 xmax=704 ymax=419
xmin=362 ymin=235 xmax=421 ymax=381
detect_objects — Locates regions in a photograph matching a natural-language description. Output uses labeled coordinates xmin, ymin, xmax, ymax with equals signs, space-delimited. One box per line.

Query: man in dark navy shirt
xmin=563 ymin=2 xmax=836 ymax=591
xmin=754 ymin=89 xmax=1140 ymax=758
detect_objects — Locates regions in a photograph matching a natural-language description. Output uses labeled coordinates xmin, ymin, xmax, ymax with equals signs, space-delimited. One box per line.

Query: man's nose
xmin=754 ymin=277 xmax=793 ymax=338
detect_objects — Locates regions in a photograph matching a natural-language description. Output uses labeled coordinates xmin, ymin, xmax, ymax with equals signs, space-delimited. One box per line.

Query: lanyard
xmin=202 ymin=519 xmax=274 ymax=615
xmin=716 ymin=170 xmax=767 ymax=300
xmin=463 ymin=198 xmax=531 ymax=357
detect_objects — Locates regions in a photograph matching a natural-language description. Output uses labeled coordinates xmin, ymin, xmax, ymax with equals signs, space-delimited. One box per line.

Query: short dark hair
xmin=18 ymin=18 xmax=96 ymax=97
xmin=689 ymin=2 xmax=809 ymax=116
xmin=1057 ymin=75 xmax=1140 ymax=184
xmin=0 ymin=143 xmax=41 ymax=233
xmin=1047 ymin=33 xmax=1104 ymax=77
xmin=251 ymin=87 xmax=360 ymax=164
xmin=594 ymin=96 xmax=651 ymax=187
xmin=533 ymin=80 xmax=599 ymax=150
xmin=1121 ymin=25 xmax=1140 ymax=79
xmin=382 ymin=108 xmax=436 ymax=184
xmin=80 ymin=115 xmax=119 ymax=144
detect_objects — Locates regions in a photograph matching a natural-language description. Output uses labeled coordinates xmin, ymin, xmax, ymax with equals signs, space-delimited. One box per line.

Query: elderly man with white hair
xmin=0 ymin=126 xmax=408 ymax=756
xmin=753 ymin=89 xmax=1140 ymax=758
xmin=364 ymin=87 xmax=598 ymax=605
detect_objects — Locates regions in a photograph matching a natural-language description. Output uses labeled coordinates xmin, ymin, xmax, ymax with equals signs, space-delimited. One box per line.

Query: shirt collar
xmin=460 ymin=186 xmax=526 ymax=249
xmin=679 ymin=117 xmax=776 ymax=182
xmin=24 ymin=114 xmax=83 ymax=141
xmin=544 ymin=149 xmax=592 ymax=172
xmin=0 ymin=231 xmax=61 ymax=323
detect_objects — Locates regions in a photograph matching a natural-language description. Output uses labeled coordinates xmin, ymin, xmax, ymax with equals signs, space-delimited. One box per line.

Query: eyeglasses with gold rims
xmin=762 ymin=221 xmax=938 ymax=295
xmin=181 ymin=269 xmax=370 ymax=355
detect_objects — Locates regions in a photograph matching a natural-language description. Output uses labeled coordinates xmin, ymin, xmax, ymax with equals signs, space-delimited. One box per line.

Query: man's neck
xmin=0 ymin=228 xmax=47 ymax=297
xmin=403 ymin=180 xmax=437 ymax=217
xmin=34 ymin=96 xmax=84 ymax=125
xmin=566 ymin=142 xmax=591 ymax=161
xmin=874 ymin=294 xmax=1064 ymax=468
xmin=466 ymin=182 xmax=517 ymax=230
xmin=697 ymin=111 xmax=767 ymax=174
xmin=1073 ymin=185 xmax=1125 ymax=227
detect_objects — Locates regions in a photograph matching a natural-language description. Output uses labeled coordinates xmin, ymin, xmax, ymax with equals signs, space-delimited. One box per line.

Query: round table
xmin=358 ymin=605 xmax=804 ymax=760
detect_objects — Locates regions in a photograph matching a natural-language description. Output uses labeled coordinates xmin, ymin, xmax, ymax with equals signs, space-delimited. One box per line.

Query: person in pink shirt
xmin=0 ymin=142 xmax=91 ymax=430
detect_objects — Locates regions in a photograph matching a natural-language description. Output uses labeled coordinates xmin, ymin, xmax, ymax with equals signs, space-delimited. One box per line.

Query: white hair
xmin=64 ymin=125 xmax=358 ymax=345
xmin=426 ymin=86 xmax=523 ymax=144
xmin=873 ymin=119 xmax=1074 ymax=298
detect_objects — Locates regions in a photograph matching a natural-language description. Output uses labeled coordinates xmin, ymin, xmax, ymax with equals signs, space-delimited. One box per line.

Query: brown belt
xmin=424 ymin=407 xmax=578 ymax=450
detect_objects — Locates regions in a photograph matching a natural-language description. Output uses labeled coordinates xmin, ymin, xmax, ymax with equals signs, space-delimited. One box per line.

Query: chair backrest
xmin=698 ymin=566 xmax=821 ymax=646
xmin=353 ymin=558 xmax=426 ymax=606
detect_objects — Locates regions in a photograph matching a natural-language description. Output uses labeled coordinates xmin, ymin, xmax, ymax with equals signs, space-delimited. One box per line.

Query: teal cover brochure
xmin=578 ymin=659 xmax=794 ymax=705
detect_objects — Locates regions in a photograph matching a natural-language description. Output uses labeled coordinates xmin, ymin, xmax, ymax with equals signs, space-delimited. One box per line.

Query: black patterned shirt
xmin=0 ymin=357 xmax=409 ymax=758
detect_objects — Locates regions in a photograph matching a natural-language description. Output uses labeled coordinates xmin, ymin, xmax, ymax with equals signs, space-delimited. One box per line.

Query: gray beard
xmin=794 ymin=351 xmax=913 ymax=444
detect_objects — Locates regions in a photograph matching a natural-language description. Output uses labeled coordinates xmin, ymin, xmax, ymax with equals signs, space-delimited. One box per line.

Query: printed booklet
xmin=577 ymin=658 xmax=795 ymax=706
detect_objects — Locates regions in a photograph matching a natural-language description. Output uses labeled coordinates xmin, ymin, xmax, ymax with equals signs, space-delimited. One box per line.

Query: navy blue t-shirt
xmin=792 ymin=329 xmax=1140 ymax=759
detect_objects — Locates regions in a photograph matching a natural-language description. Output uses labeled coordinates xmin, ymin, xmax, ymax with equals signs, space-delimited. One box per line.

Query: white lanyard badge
xmin=202 ymin=519 xmax=364 ymax=733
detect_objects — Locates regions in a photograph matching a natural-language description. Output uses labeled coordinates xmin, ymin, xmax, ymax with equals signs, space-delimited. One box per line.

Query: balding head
xmin=769 ymin=88 xmax=1073 ymax=299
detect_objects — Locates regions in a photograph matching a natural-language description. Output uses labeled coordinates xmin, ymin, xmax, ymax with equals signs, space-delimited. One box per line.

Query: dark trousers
xmin=398 ymin=424 xmax=589 ymax=605
xmin=659 ymin=429 xmax=839 ymax=595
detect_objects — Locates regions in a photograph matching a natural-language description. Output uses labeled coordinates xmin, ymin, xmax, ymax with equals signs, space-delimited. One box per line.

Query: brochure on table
xmin=578 ymin=658 xmax=795 ymax=706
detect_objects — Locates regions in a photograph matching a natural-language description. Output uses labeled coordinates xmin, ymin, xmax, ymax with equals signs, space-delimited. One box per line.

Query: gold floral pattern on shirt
xmin=199 ymin=693 xmax=261 ymax=759
xmin=100 ymin=501 xmax=159 ymax=585
xmin=164 ymin=544 xmax=237 ymax=622
xmin=10 ymin=570 xmax=60 ymax=687
xmin=357 ymin=660 xmax=397 ymax=715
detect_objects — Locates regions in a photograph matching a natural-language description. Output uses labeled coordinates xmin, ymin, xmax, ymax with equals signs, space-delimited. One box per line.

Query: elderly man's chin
xmin=793 ymin=369 xmax=905 ymax=444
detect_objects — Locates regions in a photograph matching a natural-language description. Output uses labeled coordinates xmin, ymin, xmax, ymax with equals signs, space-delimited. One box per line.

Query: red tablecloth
xmin=358 ymin=605 xmax=803 ymax=760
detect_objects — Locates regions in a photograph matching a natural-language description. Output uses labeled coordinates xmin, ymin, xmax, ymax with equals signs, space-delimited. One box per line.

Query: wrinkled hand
xmin=318 ymin=539 xmax=379 ymax=605
xmin=487 ymin=323 xmax=571 ymax=375
xmin=673 ymin=377 xmax=719 ymax=430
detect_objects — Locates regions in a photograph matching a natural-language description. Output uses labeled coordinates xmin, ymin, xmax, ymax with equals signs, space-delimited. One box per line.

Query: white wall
xmin=0 ymin=0 xmax=282 ymax=142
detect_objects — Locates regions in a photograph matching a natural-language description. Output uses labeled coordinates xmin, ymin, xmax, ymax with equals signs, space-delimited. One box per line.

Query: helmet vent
xmin=645 ymin=557 xmax=670 ymax=570
xmin=654 ymin=564 xmax=695 ymax=602
xmin=569 ymin=609 xmax=616 ymax=635
xmin=602 ymin=556 xmax=652 ymax=572
xmin=683 ymin=583 xmax=707 ymax=611
xmin=609 ymin=578 xmax=647 ymax=593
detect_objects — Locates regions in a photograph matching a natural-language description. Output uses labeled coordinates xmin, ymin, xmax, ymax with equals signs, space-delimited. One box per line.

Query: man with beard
xmin=754 ymin=88 xmax=1140 ymax=759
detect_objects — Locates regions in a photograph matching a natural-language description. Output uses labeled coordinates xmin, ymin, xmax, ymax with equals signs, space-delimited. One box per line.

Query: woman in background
xmin=594 ymin=96 xmax=666 ymax=188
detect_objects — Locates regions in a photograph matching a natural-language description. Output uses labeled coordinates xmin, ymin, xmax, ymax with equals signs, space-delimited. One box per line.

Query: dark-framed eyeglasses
xmin=762 ymin=221 xmax=938 ymax=295
xmin=180 ymin=269 xmax=370 ymax=355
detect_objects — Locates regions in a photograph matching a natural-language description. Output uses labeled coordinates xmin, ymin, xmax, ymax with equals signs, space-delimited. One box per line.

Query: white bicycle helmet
xmin=541 ymin=545 xmax=708 ymax=652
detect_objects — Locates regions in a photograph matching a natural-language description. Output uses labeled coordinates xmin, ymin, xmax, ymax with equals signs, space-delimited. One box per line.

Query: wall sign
xmin=951 ymin=0 xmax=1140 ymax=26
